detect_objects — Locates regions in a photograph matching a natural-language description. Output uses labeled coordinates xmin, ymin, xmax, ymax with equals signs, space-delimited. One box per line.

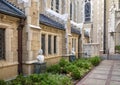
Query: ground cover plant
xmin=0 ymin=56 xmax=101 ymax=85
xmin=1 ymin=73 xmax=72 ymax=85
xmin=47 ymin=56 xmax=101 ymax=80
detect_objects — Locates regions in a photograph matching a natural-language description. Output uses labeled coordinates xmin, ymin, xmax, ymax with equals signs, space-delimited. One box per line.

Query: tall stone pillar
xmin=23 ymin=0 xmax=41 ymax=75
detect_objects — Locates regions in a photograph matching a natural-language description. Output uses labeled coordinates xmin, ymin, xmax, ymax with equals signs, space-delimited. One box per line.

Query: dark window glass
xmin=74 ymin=39 xmax=76 ymax=51
xmin=119 ymin=0 xmax=120 ymax=9
xmin=51 ymin=0 xmax=53 ymax=10
xmin=56 ymin=0 xmax=59 ymax=12
xmin=54 ymin=36 xmax=57 ymax=54
xmin=72 ymin=38 xmax=74 ymax=48
xmin=70 ymin=3 xmax=72 ymax=20
xmin=41 ymin=34 xmax=45 ymax=55
xmin=48 ymin=35 xmax=51 ymax=54
xmin=0 ymin=29 xmax=5 ymax=60
xmin=85 ymin=2 xmax=91 ymax=22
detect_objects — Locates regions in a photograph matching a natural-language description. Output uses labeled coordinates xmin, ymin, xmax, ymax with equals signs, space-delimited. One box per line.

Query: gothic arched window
xmin=85 ymin=1 xmax=91 ymax=22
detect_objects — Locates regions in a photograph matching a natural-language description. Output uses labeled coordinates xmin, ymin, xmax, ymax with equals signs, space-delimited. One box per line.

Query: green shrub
xmin=89 ymin=56 xmax=101 ymax=66
xmin=74 ymin=60 xmax=92 ymax=70
xmin=7 ymin=73 xmax=72 ymax=85
xmin=59 ymin=58 xmax=70 ymax=67
xmin=115 ymin=45 xmax=120 ymax=50
xmin=71 ymin=68 xmax=87 ymax=80
xmin=47 ymin=64 xmax=61 ymax=73
xmin=0 ymin=80 xmax=6 ymax=85
xmin=64 ymin=64 xmax=77 ymax=73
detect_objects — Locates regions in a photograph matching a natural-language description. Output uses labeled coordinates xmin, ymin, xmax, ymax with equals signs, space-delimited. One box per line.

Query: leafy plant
xmin=47 ymin=64 xmax=61 ymax=73
xmin=0 ymin=80 xmax=6 ymax=85
xmin=115 ymin=45 xmax=120 ymax=53
xmin=89 ymin=56 xmax=101 ymax=66
xmin=59 ymin=58 xmax=70 ymax=67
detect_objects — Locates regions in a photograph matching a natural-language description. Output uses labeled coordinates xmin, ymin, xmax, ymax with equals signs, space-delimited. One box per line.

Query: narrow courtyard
xmin=77 ymin=60 xmax=120 ymax=85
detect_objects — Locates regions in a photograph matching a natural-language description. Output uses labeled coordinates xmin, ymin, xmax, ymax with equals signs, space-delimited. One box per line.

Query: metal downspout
xmin=17 ymin=19 xmax=25 ymax=74
xmin=104 ymin=0 xmax=106 ymax=54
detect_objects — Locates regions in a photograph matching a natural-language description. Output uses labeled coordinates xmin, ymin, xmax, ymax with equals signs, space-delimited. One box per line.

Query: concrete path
xmin=76 ymin=60 xmax=120 ymax=85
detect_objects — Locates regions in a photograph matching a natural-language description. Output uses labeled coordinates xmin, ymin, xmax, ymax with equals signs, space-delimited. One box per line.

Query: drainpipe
xmin=103 ymin=0 xmax=106 ymax=54
xmin=17 ymin=19 xmax=25 ymax=74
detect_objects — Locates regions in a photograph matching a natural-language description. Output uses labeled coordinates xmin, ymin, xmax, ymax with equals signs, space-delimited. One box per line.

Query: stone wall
xmin=83 ymin=43 xmax=100 ymax=58
xmin=0 ymin=14 xmax=20 ymax=80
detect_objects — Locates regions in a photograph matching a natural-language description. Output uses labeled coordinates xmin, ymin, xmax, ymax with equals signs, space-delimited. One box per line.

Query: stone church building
xmin=1 ymin=0 xmax=120 ymax=80
xmin=0 ymin=0 xmax=90 ymax=80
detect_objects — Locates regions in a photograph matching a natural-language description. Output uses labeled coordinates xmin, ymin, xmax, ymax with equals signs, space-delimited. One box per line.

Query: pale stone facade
xmin=0 ymin=0 xmax=81 ymax=78
xmin=79 ymin=0 xmax=104 ymax=52
xmin=107 ymin=0 xmax=120 ymax=53
xmin=0 ymin=14 xmax=20 ymax=80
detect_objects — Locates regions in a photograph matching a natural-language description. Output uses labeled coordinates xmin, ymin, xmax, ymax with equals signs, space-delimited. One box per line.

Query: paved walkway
xmin=76 ymin=60 xmax=120 ymax=85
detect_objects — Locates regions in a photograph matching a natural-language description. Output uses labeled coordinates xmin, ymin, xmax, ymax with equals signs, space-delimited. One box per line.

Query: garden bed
xmin=0 ymin=56 xmax=101 ymax=85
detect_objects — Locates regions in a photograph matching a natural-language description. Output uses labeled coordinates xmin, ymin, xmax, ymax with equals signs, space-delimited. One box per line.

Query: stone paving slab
xmin=92 ymin=70 xmax=109 ymax=75
xmin=89 ymin=73 xmax=108 ymax=79
xmin=80 ymin=79 xmax=106 ymax=85
xmin=112 ymin=71 xmax=120 ymax=76
xmin=111 ymin=75 xmax=120 ymax=81
xmin=95 ymin=67 xmax=111 ymax=71
xmin=110 ymin=81 xmax=120 ymax=85
xmin=76 ymin=60 xmax=120 ymax=85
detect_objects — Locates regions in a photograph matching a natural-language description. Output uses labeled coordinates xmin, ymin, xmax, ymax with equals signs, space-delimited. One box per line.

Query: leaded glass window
xmin=85 ymin=2 xmax=91 ymax=22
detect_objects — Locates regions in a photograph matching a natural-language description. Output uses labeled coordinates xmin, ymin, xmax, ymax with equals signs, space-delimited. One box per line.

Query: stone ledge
xmin=23 ymin=60 xmax=37 ymax=64
xmin=0 ymin=61 xmax=18 ymax=68
xmin=28 ymin=24 xmax=41 ymax=29
xmin=45 ymin=56 xmax=61 ymax=60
